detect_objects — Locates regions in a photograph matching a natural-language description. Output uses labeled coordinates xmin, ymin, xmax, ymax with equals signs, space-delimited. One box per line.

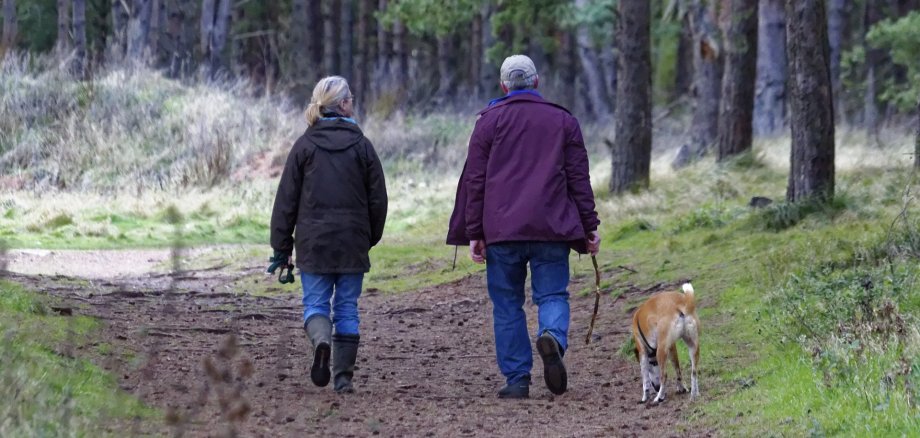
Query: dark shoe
xmin=536 ymin=332 xmax=567 ymax=395
xmin=304 ymin=315 xmax=332 ymax=387
xmin=332 ymin=333 xmax=360 ymax=393
xmin=497 ymin=379 xmax=530 ymax=399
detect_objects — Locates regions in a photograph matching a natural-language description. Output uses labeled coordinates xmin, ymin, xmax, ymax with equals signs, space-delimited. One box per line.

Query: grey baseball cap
xmin=500 ymin=55 xmax=538 ymax=82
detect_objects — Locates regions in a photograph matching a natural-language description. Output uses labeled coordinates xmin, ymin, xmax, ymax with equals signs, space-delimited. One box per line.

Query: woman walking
xmin=270 ymin=76 xmax=388 ymax=393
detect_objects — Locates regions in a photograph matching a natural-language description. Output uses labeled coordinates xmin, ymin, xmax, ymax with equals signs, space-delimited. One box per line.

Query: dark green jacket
xmin=270 ymin=119 xmax=388 ymax=273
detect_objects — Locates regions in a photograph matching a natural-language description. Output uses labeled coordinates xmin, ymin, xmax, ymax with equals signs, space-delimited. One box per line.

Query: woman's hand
xmin=469 ymin=240 xmax=487 ymax=264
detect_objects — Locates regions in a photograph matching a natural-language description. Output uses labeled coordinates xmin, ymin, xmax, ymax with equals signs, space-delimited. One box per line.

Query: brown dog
xmin=631 ymin=283 xmax=700 ymax=404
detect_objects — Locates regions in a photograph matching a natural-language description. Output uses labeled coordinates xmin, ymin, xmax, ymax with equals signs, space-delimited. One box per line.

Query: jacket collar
xmin=477 ymin=91 xmax=570 ymax=116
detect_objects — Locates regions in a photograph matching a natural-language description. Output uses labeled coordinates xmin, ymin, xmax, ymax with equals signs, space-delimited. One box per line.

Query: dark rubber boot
xmin=537 ymin=332 xmax=567 ymax=395
xmin=304 ymin=315 xmax=332 ymax=387
xmin=497 ymin=377 xmax=530 ymax=399
xmin=332 ymin=333 xmax=360 ymax=393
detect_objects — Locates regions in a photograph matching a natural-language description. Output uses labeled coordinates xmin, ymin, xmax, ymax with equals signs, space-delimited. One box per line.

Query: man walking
xmin=447 ymin=55 xmax=601 ymax=398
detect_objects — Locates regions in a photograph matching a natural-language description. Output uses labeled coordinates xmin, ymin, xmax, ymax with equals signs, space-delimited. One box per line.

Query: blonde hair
xmin=305 ymin=76 xmax=352 ymax=126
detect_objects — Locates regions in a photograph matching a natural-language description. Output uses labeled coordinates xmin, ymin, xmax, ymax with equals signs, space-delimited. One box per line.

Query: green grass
xmin=0 ymin=280 xmax=153 ymax=436
xmin=587 ymin=161 xmax=919 ymax=436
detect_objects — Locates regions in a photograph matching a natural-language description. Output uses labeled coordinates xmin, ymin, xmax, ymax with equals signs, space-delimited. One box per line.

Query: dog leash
xmin=584 ymin=255 xmax=602 ymax=344
xmin=636 ymin=322 xmax=658 ymax=363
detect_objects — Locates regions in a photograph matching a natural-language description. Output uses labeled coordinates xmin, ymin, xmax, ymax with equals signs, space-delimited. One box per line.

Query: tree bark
xmin=915 ymin=97 xmax=920 ymax=169
xmin=341 ymin=0 xmax=354 ymax=81
xmin=480 ymin=2 xmax=496 ymax=96
xmin=290 ymin=0 xmax=309 ymax=92
xmin=354 ymin=0 xmax=371 ymax=115
xmin=753 ymin=0 xmax=785 ymax=136
xmin=56 ymin=0 xmax=71 ymax=54
xmin=436 ymin=34 xmax=453 ymax=99
xmin=322 ymin=0 xmax=339 ymax=75
xmin=127 ymin=0 xmax=154 ymax=61
xmin=308 ymin=0 xmax=322 ymax=71
xmin=575 ymin=0 xmax=611 ymax=118
xmin=72 ymin=0 xmax=86 ymax=78
xmin=209 ymin=0 xmax=231 ymax=77
xmin=470 ymin=11 xmax=482 ymax=97
xmin=674 ymin=11 xmax=693 ymax=98
xmin=688 ymin=0 xmax=723 ymax=158
xmin=200 ymin=0 xmax=215 ymax=65
xmin=1 ymin=0 xmax=17 ymax=53
xmin=863 ymin=0 xmax=883 ymax=135
xmin=716 ymin=0 xmax=758 ymax=162
xmin=611 ymin=0 xmax=652 ymax=194
xmin=373 ymin=0 xmax=390 ymax=97
xmin=826 ymin=0 xmax=846 ymax=120
xmin=392 ymin=17 xmax=407 ymax=86
xmin=786 ymin=0 xmax=835 ymax=203
xmin=165 ymin=0 xmax=185 ymax=77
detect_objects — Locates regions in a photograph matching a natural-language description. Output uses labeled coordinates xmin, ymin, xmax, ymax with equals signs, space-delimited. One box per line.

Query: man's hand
xmin=586 ymin=230 xmax=601 ymax=256
xmin=469 ymin=240 xmax=487 ymax=264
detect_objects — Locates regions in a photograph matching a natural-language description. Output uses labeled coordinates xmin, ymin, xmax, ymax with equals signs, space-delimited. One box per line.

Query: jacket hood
xmin=307 ymin=119 xmax=365 ymax=151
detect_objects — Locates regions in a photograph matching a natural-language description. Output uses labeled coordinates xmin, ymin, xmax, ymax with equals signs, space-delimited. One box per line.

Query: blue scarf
xmin=320 ymin=112 xmax=358 ymax=125
xmin=487 ymin=89 xmax=542 ymax=107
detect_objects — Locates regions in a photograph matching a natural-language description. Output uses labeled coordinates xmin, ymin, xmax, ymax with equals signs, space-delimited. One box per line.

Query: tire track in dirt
xmin=8 ymin=267 xmax=712 ymax=437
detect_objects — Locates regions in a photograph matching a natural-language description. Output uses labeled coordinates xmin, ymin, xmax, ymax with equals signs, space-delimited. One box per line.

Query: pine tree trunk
xmin=1 ymin=0 xmax=17 ymax=53
xmin=786 ymin=0 xmax=834 ymax=203
xmin=575 ymin=0 xmax=611 ymax=118
xmin=127 ymin=0 xmax=153 ymax=61
xmin=355 ymin=0 xmax=369 ymax=111
xmin=826 ymin=0 xmax=846 ymax=120
xmin=56 ymin=0 xmax=70 ymax=54
xmin=688 ymin=0 xmax=723 ymax=158
xmin=208 ymin=0 xmax=230 ymax=78
xmin=611 ymin=0 xmax=652 ymax=194
xmin=72 ymin=0 xmax=86 ymax=78
xmin=374 ymin=0 xmax=390 ymax=96
xmin=915 ymin=97 xmax=919 ymax=169
xmin=341 ymin=0 xmax=353 ymax=81
xmin=290 ymin=0 xmax=309 ymax=94
xmin=109 ymin=0 xmax=128 ymax=61
xmin=322 ymin=0 xmax=338 ymax=75
xmin=470 ymin=11 xmax=482 ymax=97
xmin=559 ymin=31 xmax=578 ymax=111
xmin=165 ymin=0 xmax=184 ymax=77
xmin=392 ymin=17 xmax=407 ymax=86
xmin=674 ymin=12 xmax=693 ymax=98
xmin=599 ymin=32 xmax=617 ymax=113
xmin=716 ymin=0 xmax=758 ymax=161
xmin=200 ymin=0 xmax=215 ymax=71
xmin=149 ymin=0 xmax=164 ymax=63
xmin=436 ymin=34 xmax=453 ymax=99
xmin=480 ymin=2 xmax=496 ymax=96
xmin=863 ymin=0 xmax=882 ymax=136
xmin=308 ymin=0 xmax=322 ymax=72
xmin=753 ymin=0 xmax=786 ymax=136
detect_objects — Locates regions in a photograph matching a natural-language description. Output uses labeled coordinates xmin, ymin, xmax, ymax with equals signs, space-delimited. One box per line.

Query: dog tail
xmin=681 ymin=283 xmax=694 ymax=297
xmin=681 ymin=283 xmax=696 ymax=313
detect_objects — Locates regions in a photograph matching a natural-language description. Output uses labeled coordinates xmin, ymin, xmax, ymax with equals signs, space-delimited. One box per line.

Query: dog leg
xmin=652 ymin=346 xmax=668 ymax=404
xmin=689 ymin=341 xmax=700 ymax=400
xmin=670 ymin=344 xmax=687 ymax=394
xmin=639 ymin=354 xmax=650 ymax=403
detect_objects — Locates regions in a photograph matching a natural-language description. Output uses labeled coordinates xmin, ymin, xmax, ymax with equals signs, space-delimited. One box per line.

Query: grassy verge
xmin=0 ymin=280 xmax=153 ymax=436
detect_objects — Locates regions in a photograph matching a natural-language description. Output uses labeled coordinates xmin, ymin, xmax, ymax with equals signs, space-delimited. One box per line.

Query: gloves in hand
xmin=268 ymin=251 xmax=295 ymax=284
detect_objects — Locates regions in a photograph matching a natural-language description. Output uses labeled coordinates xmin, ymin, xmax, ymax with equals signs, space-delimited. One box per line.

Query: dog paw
xmin=651 ymin=397 xmax=665 ymax=405
xmin=676 ymin=386 xmax=688 ymax=394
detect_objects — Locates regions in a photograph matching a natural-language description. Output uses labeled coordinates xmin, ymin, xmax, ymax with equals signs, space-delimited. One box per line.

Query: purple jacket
xmin=446 ymin=93 xmax=600 ymax=254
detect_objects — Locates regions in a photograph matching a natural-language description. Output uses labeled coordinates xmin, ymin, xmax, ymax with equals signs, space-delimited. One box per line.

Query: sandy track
xmin=6 ymin=260 xmax=710 ymax=437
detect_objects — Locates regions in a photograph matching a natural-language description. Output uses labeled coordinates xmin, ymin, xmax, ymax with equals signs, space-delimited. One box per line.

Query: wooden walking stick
xmin=584 ymin=255 xmax=602 ymax=344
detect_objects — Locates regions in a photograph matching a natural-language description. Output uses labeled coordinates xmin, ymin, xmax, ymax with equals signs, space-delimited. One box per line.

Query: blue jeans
xmin=301 ymin=272 xmax=365 ymax=335
xmin=485 ymin=241 xmax=570 ymax=385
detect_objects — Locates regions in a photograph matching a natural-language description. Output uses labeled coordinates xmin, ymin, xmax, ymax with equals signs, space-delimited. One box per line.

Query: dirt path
xmin=7 ymin=257 xmax=711 ymax=437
